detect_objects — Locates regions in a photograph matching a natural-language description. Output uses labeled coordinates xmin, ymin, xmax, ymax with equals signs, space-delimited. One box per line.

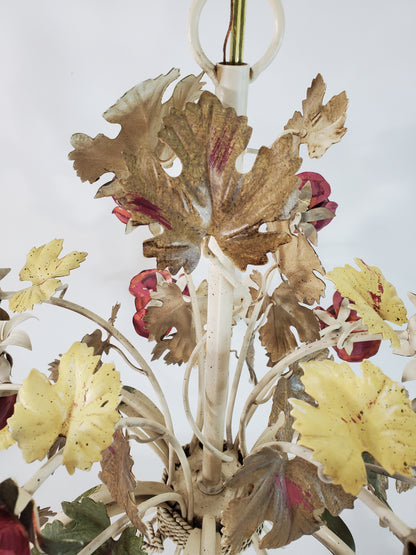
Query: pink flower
xmin=315 ymin=291 xmax=381 ymax=362
xmin=297 ymin=172 xmax=338 ymax=231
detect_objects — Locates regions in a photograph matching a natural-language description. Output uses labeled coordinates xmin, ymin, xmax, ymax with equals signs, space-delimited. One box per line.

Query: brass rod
xmin=229 ymin=0 xmax=247 ymax=64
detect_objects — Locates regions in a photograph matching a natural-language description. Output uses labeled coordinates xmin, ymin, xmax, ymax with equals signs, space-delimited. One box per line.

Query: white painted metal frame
xmin=187 ymin=0 xmax=285 ymax=85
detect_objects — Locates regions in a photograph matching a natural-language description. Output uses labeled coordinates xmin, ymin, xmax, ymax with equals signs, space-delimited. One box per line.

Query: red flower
xmin=297 ymin=172 xmax=338 ymax=231
xmin=0 ymin=509 xmax=30 ymax=555
xmin=315 ymin=291 xmax=381 ymax=362
xmin=0 ymin=394 xmax=17 ymax=431
xmin=112 ymin=193 xmax=171 ymax=229
xmin=112 ymin=205 xmax=131 ymax=225
xmin=129 ymin=269 xmax=190 ymax=338
xmin=129 ymin=270 xmax=174 ymax=338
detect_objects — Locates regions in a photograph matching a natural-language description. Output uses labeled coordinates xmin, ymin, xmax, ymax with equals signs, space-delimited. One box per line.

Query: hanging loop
xmin=187 ymin=0 xmax=285 ymax=85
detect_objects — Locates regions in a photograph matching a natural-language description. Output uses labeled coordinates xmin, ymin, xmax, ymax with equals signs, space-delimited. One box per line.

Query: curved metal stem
xmin=116 ymin=417 xmax=194 ymax=523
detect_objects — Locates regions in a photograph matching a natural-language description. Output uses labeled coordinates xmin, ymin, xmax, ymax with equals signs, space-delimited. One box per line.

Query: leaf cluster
xmin=32 ymin=498 xmax=146 ymax=555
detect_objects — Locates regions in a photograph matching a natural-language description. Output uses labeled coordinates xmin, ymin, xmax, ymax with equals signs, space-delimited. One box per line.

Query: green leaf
xmin=320 ymin=509 xmax=356 ymax=552
xmin=33 ymin=498 xmax=147 ymax=555
xmin=112 ymin=527 xmax=147 ymax=554
xmin=35 ymin=498 xmax=111 ymax=555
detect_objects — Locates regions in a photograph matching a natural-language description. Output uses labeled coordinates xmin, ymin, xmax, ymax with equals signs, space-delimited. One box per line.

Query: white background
xmin=0 ymin=1 xmax=415 ymax=553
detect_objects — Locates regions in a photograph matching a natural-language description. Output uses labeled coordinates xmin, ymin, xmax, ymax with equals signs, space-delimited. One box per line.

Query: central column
xmin=200 ymin=63 xmax=250 ymax=492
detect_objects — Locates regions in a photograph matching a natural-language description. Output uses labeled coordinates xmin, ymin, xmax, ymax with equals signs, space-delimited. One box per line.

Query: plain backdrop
xmin=0 ymin=1 xmax=415 ymax=553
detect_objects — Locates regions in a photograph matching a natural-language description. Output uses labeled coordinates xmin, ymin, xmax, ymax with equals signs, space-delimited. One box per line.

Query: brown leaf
xmin=81 ymin=329 xmax=111 ymax=357
xmin=99 ymin=429 xmax=146 ymax=535
xmin=259 ymin=283 xmax=320 ymax=366
xmin=144 ymin=280 xmax=196 ymax=365
xmin=69 ymin=69 xmax=205 ymax=183
xmin=268 ymin=352 xmax=328 ymax=442
xmin=285 ymin=74 xmax=348 ymax=158
xmin=37 ymin=506 xmax=56 ymax=527
xmin=83 ymin=91 xmax=301 ymax=274
xmin=47 ymin=359 xmax=60 ymax=382
xmin=143 ymin=94 xmax=301 ymax=272
xmin=221 ymin=447 xmax=354 ymax=553
xmin=276 ymin=225 xmax=325 ymax=305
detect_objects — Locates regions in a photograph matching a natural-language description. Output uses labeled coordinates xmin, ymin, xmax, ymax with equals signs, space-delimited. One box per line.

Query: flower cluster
xmin=315 ymin=291 xmax=381 ymax=362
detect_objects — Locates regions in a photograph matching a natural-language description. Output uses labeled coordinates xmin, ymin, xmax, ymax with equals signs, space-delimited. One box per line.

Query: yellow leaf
xmin=0 ymin=427 xmax=15 ymax=450
xmin=290 ymin=359 xmax=416 ymax=495
xmin=327 ymin=258 xmax=407 ymax=348
xmin=9 ymin=342 xmax=120 ymax=474
xmin=8 ymin=239 xmax=87 ymax=312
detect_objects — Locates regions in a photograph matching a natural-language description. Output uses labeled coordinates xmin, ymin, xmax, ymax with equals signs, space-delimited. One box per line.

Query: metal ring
xmin=187 ymin=0 xmax=285 ymax=85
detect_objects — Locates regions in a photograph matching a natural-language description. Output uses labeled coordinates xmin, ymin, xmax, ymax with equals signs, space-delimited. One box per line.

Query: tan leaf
xmin=285 ymin=74 xmax=348 ymax=158
xmin=144 ymin=280 xmax=196 ymax=365
xmin=79 ymin=90 xmax=301 ymax=274
xmin=143 ymin=95 xmax=301 ymax=271
xmin=69 ymin=69 xmax=205 ymax=183
xmin=277 ymin=226 xmax=325 ymax=305
xmin=259 ymin=283 xmax=320 ymax=366
xmin=99 ymin=429 xmax=146 ymax=535
xmin=221 ymin=447 xmax=354 ymax=553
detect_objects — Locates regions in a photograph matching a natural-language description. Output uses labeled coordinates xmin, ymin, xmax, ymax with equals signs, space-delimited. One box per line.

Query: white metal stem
xmin=358 ymin=487 xmax=412 ymax=542
xmin=187 ymin=0 xmax=285 ymax=85
xmin=78 ymin=493 xmax=186 ymax=555
xmin=116 ymin=417 xmax=194 ymax=523
xmin=226 ymin=264 xmax=278 ymax=447
xmin=15 ymin=449 xmax=64 ymax=514
xmin=185 ymin=272 xmax=205 ymax=433
xmin=313 ymin=525 xmax=356 ymax=555
xmin=238 ymin=336 xmax=334 ymax=457
xmin=201 ymin=514 xmax=218 ymax=554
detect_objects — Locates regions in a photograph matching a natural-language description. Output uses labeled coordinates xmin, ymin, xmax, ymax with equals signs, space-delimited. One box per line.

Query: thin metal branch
xmin=15 ymin=449 xmax=64 ymax=514
xmin=238 ymin=336 xmax=334 ymax=457
xmin=78 ymin=492 xmax=187 ymax=555
xmin=78 ymin=514 xmax=130 ymax=555
xmin=313 ymin=525 xmax=355 ymax=555
xmin=364 ymin=463 xmax=416 ymax=487
xmin=184 ymin=272 xmax=205 ymax=434
xmin=358 ymin=487 xmax=412 ymax=542
xmin=226 ymin=264 xmax=279 ymax=447
xmin=128 ymin=429 xmax=169 ymax=466
xmin=116 ymin=417 xmax=194 ymax=523
xmin=0 ymin=383 xmax=21 ymax=391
